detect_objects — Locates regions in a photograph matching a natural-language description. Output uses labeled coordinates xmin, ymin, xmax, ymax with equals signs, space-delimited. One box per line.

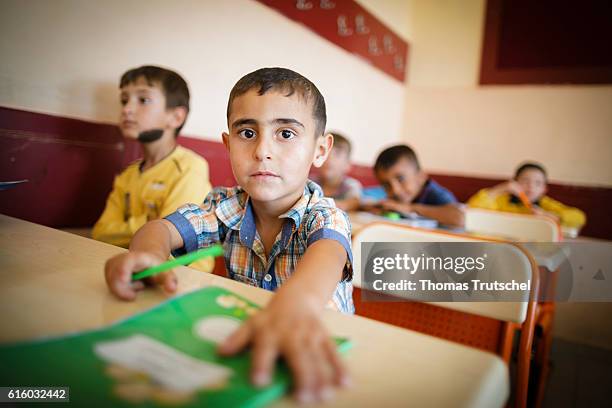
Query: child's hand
xmin=360 ymin=201 xmax=384 ymax=214
xmin=104 ymin=251 xmax=177 ymax=301
xmin=491 ymin=180 xmax=524 ymax=197
xmin=380 ymin=199 xmax=412 ymax=216
xmin=218 ymin=295 xmax=350 ymax=403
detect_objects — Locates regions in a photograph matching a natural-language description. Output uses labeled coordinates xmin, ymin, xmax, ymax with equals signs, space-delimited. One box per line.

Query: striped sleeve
xmin=304 ymin=206 xmax=353 ymax=281
xmin=164 ymin=189 xmax=223 ymax=256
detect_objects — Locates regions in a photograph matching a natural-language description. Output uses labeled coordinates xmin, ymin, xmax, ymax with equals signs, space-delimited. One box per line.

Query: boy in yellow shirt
xmin=92 ymin=66 xmax=211 ymax=248
xmin=468 ymin=162 xmax=586 ymax=229
xmin=104 ymin=68 xmax=353 ymax=402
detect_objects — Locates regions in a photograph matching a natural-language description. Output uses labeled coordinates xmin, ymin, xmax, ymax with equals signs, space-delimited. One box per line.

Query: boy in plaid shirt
xmin=105 ymin=68 xmax=354 ymax=403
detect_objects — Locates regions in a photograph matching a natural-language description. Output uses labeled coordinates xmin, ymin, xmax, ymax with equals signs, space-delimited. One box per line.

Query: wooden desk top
xmin=0 ymin=214 xmax=509 ymax=407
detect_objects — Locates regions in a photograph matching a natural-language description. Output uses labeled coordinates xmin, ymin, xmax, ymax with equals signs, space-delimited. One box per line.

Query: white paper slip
xmin=94 ymin=334 xmax=232 ymax=392
xmin=193 ymin=316 xmax=242 ymax=344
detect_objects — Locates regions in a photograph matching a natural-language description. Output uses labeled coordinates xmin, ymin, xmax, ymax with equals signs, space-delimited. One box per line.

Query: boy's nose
xmin=253 ymin=137 xmax=273 ymax=161
xmin=121 ymin=101 xmax=135 ymax=116
xmin=389 ymin=179 xmax=402 ymax=198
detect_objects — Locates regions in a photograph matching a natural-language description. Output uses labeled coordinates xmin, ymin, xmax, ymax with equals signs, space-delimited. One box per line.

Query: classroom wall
xmin=2 ymin=0 xmax=611 ymax=188
xmin=0 ymin=0 xmax=407 ymax=165
xmin=401 ymin=0 xmax=612 ymax=187
xmin=357 ymin=0 xmax=413 ymax=41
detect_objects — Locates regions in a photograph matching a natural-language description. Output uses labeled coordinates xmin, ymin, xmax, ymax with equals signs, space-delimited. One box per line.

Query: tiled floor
xmin=542 ymin=338 xmax=612 ymax=407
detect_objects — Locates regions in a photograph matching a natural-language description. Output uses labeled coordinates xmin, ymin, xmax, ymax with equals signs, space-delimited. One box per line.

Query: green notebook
xmin=0 ymin=286 xmax=351 ymax=407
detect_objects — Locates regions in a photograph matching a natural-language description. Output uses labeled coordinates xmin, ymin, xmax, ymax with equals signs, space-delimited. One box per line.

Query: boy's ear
xmin=417 ymin=169 xmax=428 ymax=184
xmin=167 ymin=106 xmax=188 ymax=132
xmin=312 ymin=133 xmax=334 ymax=168
xmin=222 ymin=132 xmax=230 ymax=150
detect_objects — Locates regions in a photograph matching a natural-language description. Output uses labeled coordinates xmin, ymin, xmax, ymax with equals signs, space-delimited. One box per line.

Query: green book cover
xmin=0 ymin=286 xmax=351 ymax=407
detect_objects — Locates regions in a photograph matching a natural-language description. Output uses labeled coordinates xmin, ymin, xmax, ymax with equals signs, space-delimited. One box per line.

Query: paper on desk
xmin=94 ymin=334 xmax=232 ymax=392
xmin=0 ymin=179 xmax=28 ymax=191
xmin=352 ymin=211 xmax=438 ymax=228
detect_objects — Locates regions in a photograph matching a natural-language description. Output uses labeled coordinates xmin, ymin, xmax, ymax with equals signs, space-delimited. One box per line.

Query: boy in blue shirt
xmin=373 ymin=144 xmax=464 ymax=227
xmin=104 ymin=68 xmax=353 ymax=402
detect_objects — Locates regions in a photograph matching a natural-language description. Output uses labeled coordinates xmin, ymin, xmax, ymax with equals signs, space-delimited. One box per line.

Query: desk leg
xmin=529 ymin=266 xmax=558 ymax=408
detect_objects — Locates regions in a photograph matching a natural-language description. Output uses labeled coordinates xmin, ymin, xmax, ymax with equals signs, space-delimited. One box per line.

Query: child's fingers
xmin=152 ymin=270 xmax=177 ymax=293
xmin=250 ymin=334 xmax=278 ymax=387
xmin=105 ymin=252 xmax=166 ymax=300
xmin=307 ymin=340 xmax=334 ymax=402
xmin=131 ymin=280 xmax=146 ymax=291
xmin=285 ymin=340 xmax=319 ymax=403
xmin=109 ymin=278 xmax=137 ymax=300
xmin=218 ymin=321 xmax=252 ymax=356
xmin=105 ymin=256 xmax=138 ymax=301
xmin=323 ymin=337 xmax=351 ymax=388
xmin=114 ymin=265 xmax=140 ymax=300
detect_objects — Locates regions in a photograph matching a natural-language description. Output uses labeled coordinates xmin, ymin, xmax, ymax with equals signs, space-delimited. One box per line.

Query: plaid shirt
xmin=165 ymin=180 xmax=354 ymax=314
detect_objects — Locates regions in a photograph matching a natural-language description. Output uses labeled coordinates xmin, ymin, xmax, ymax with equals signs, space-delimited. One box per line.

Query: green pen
xmin=131 ymin=244 xmax=224 ymax=281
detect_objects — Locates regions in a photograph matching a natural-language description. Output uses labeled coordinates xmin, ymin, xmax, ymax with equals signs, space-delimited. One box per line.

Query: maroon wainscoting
xmin=1 ymin=107 xmax=128 ymax=228
xmin=0 ymin=106 xmax=234 ymax=228
xmin=1 ymin=106 xmax=610 ymax=239
xmin=347 ymin=164 xmax=379 ymax=187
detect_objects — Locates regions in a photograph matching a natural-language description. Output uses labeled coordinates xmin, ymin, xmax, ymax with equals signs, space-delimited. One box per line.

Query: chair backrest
xmin=352 ymin=222 xmax=534 ymax=324
xmin=465 ymin=208 xmax=561 ymax=242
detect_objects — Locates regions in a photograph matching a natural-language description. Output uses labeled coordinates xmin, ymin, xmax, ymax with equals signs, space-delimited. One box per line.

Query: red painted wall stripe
xmin=257 ymin=0 xmax=409 ymax=82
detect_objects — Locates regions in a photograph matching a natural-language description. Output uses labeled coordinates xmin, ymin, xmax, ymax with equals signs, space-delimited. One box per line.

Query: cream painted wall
xmin=356 ymin=0 xmax=412 ymax=41
xmin=0 ymin=0 xmax=406 ymax=165
xmin=401 ymin=0 xmax=612 ymax=187
xmin=404 ymin=86 xmax=612 ymax=186
xmin=408 ymin=0 xmax=484 ymax=87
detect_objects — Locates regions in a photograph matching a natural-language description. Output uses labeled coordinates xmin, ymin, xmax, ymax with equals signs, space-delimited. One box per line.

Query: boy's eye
xmin=279 ymin=129 xmax=296 ymax=140
xmin=239 ymin=129 xmax=255 ymax=139
xmin=120 ymin=98 xmax=128 ymax=106
xmin=396 ymin=175 xmax=405 ymax=182
xmin=139 ymin=97 xmax=151 ymax=104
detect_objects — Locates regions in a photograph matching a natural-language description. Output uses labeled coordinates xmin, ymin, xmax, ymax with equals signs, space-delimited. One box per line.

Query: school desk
xmin=0 ymin=214 xmax=509 ymax=407
xmin=348 ymin=215 xmax=576 ymax=407
xmin=349 ymin=211 xmax=566 ymax=271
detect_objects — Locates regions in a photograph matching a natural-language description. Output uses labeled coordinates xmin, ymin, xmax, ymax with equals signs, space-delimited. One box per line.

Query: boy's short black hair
xmin=514 ymin=162 xmax=547 ymax=181
xmin=331 ymin=132 xmax=352 ymax=155
xmin=120 ymin=65 xmax=190 ymax=135
xmin=227 ymin=67 xmax=327 ymax=137
xmin=374 ymin=144 xmax=421 ymax=172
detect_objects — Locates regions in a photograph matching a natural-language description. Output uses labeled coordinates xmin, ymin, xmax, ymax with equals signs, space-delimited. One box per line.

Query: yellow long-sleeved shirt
xmin=92 ymin=145 xmax=211 ymax=247
xmin=467 ymin=189 xmax=586 ymax=229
